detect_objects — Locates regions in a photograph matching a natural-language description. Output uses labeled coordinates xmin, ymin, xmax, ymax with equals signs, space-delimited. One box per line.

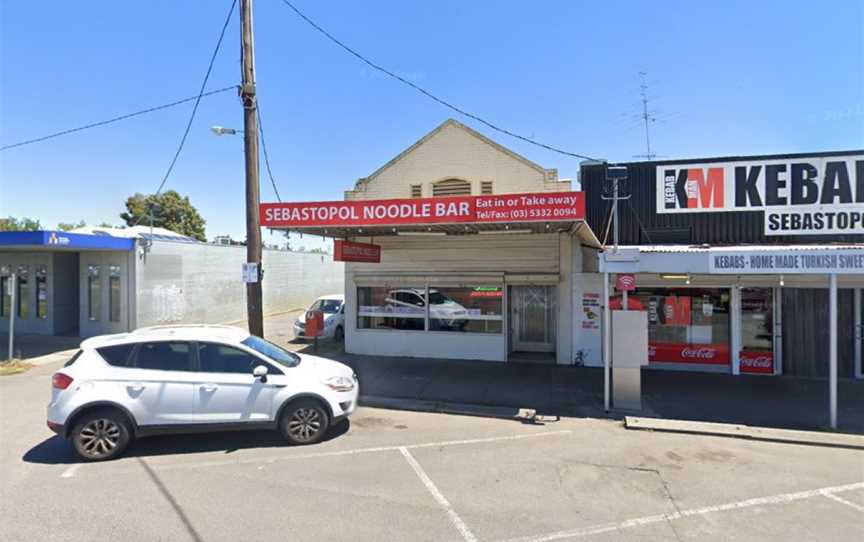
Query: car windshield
xmin=241 ymin=336 xmax=301 ymax=367
xmin=310 ymin=299 xmax=342 ymax=313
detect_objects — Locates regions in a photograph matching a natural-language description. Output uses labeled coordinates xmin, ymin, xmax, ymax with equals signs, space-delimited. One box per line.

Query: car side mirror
xmin=253 ymin=365 xmax=268 ymax=383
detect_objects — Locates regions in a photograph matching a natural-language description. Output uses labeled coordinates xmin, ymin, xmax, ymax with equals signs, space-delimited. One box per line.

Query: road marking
xmin=400 ymin=446 xmax=478 ymax=542
xmin=60 ymin=464 xmax=81 ymax=478
xmin=820 ymin=489 xmax=864 ymax=512
xmin=497 ymin=481 xmax=864 ymax=542
xmin=136 ymin=430 xmax=573 ymax=472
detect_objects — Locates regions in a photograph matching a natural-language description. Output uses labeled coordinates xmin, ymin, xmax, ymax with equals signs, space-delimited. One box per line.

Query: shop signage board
xmin=333 ymin=240 xmax=381 ymax=263
xmin=708 ymin=248 xmax=864 ymax=274
xmin=260 ymin=191 xmax=585 ymax=228
xmin=655 ymin=154 xmax=864 ymax=236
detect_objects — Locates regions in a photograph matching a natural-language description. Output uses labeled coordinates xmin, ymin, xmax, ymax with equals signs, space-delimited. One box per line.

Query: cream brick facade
xmin=344 ymin=119 xmax=570 ymax=201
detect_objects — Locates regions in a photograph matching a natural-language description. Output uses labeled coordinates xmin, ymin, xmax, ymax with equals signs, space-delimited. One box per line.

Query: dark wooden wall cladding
xmin=581 ymin=150 xmax=864 ymax=246
xmin=781 ymin=288 xmax=856 ymax=378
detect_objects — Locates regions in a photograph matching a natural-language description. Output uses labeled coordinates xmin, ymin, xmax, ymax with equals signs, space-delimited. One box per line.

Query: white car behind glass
xmin=47 ymin=325 xmax=358 ymax=461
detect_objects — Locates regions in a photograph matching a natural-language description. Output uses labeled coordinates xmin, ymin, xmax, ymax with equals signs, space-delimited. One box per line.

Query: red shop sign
xmin=740 ymin=350 xmax=774 ymax=374
xmin=260 ymin=191 xmax=585 ymax=228
xmin=649 ymin=342 xmax=730 ymax=365
xmin=333 ymin=240 xmax=381 ymax=263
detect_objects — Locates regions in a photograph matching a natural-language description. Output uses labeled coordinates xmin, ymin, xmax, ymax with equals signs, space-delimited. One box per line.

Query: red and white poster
xmin=740 ymin=350 xmax=774 ymax=374
xmin=333 ymin=240 xmax=381 ymax=263
xmin=648 ymin=342 xmax=730 ymax=365
xmin=260 ymin=191 xmax=585 ymax=228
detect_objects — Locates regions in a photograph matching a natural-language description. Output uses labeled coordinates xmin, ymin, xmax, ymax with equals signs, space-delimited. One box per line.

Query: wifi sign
xmin=616 ymin=273 xmax=636 ymax=291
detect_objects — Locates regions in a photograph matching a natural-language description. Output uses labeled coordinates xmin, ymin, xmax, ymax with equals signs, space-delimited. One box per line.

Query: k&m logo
xmin=662 ymin=167 xmax=725 ymax=210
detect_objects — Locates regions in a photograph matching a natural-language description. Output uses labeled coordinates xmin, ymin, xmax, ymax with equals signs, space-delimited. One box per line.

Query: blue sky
xmin=1 ymin=0 xmax=862 ymax=245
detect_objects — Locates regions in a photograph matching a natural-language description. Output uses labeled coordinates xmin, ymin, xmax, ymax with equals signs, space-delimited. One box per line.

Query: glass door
xmin=740 ymin=288 xmax=775 ymax=374
xmin=511 ymin=285 xmax=556 ymax=352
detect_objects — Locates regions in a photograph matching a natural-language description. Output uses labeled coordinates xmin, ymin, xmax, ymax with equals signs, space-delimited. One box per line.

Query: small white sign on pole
xmin=242 ymin=263 xmax=259 ymax=283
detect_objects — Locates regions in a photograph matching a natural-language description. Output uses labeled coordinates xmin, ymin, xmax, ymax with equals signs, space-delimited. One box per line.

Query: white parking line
xmin=62 ymin=430 xmax=573 ymax=476
xmin=497 ymin=481 xmax=864 ymax=542
xmin=60 ymin=464 xmax=81 ymax=479
xmin=400 ymin=446 xmax=478 ymax=542
xmin=820 ymin=489 xmax=864 ymax=512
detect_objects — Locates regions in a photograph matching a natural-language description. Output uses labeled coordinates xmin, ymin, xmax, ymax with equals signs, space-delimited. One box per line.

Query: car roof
xmin=316 ymin=294 xmax=344 ymax=301
xmin=80 ymin=325 xmax=251 ymax=349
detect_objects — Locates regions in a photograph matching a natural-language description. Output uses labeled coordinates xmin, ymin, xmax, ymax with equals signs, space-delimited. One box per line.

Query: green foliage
xmin=57 ymin=220 xmax=87 ymax=231
xmin=0 ymin=217 xmax=42 ymax=231
xmin=120 ymin=190 xmax=207 ymax=241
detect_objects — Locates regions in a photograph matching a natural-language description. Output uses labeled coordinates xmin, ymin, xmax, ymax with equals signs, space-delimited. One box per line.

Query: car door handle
xmin=200 ymin=384 xmax=218 ymax=392
xmin=126 ymin=384 xmax=146 ymax=392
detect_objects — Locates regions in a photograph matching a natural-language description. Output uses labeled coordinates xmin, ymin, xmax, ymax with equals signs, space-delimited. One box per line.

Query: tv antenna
xmin=633 ymin=72 xmax=658 ymax=160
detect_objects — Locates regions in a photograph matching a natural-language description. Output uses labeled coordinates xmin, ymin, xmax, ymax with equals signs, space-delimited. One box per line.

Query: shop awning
xmin=260 ymin=191 xmax=602 ymax=248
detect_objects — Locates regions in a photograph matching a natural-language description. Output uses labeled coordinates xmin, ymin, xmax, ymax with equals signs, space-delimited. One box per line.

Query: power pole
xmin=240 ymin=0 xmax=264 ymax=337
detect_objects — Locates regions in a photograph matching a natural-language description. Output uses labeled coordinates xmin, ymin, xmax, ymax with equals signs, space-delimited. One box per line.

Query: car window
xmin=97 ymin=344 xmax=135 ymax=367
xmin=133 ymin=342 xmax=194 ymax=371
xmin=310 ymin=299 xmax=342 ymax=313
xmin=241 ymin=336 xmax=298 ymax=368
xmin=197 ymin=342 xmax=276 ymax=374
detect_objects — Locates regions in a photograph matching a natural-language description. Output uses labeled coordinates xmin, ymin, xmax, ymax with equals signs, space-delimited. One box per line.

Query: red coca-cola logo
xmin=681 ymin=347 xmax=717 ymax=359
xmin=742 ymin=356 xmax=772 ymax=368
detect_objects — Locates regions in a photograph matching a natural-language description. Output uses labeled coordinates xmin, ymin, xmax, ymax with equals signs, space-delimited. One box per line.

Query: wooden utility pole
xmin=240 ymin=0 xmax=264 ymax=337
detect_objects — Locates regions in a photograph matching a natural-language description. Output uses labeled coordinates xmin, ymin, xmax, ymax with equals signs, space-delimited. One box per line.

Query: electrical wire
xmin=0 ymin=86 xmax=238 ymax=152
xmin=278 ymin=0 xmax=597 ymax=161
xmin=256 ymin=103 xmax=282 ymax=202
xmin=132 ymin=0 xmax=238 ymax=227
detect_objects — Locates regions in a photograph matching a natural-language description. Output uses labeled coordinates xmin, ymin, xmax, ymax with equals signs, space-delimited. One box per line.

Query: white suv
xmin=47 ymin=325 xmax=358 ymax=461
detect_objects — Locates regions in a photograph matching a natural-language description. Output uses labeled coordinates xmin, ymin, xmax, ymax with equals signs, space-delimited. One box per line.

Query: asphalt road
xmin=1 ymin=360 xmax=863 ymax=542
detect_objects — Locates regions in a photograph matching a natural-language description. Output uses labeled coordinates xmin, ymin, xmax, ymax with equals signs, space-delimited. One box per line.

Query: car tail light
xmin=52 ymin=373 xmax=74 ymax=390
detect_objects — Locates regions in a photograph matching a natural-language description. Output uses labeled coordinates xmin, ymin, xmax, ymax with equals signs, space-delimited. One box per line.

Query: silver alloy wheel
xmin=76 ymin=418 xmax=121 ymax=458
xmin=287 ymin=408 xmax=322 ymax=442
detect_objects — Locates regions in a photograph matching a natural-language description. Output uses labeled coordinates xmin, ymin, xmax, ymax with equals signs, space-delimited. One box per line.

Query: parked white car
xmin=294 ymin=294 xmax=345 ymax=340
xmin=47 ymin=325 xmax=358 ymax=461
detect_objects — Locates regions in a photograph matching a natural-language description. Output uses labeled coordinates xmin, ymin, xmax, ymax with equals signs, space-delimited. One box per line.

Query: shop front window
xmin=109 ymin=265 xmax=121 ymax=322
xmin=740 ymin=288 xmax=774 ymax=374
xmin=36 ymin=265 xmax=48 ymax=319
xmin=16 ymin=266 xmax=29 ymax=318
xmin=357 ymin=286 xmax=426 ymax=330
xmin=88 ymin=265 xmax=101 ymax=321
xmin=429 ymin=286 xmax=503 ymax=334
xmin=621 ymin=288 xmax=731 ymax=367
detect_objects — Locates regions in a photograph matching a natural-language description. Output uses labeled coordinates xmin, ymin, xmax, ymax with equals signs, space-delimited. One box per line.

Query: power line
xmin=147 ymin=0 xmax=238 ymax=202
xmin=256 ymin=103 xmax=282 ymax=202
xmin=0 ymin=86 xmax=238 ymax=152
xmin=278 ymin=0 xmax=597 ymax=161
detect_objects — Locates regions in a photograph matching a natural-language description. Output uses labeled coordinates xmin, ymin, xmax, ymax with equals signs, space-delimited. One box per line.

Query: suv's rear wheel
xmin=280 ymin=399 xmax=330 ymax=445
xmin=70 ymin=409 xmax=132 ymax=461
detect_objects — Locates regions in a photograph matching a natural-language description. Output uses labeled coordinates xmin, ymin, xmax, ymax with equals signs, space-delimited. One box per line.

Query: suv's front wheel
xmin=280 ymin=399 xmax=330 ymax=445
xmin=70 ymin=409 xmax=132 ymax=461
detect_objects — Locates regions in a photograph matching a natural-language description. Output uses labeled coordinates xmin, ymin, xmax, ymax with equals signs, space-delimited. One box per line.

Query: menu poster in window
xmin=581 ymin=293 xmax=600 ymax=329
xmin=661 ymin=295 xmax=691 ymax=326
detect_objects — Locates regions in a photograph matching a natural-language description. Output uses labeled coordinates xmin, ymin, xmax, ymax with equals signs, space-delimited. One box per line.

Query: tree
xmin=0 ymin=217 xmax=42 ymax=231
xmin=57 ymin=220 xmax=87 ymax=231
xmin=120 ymin=190 xmax=206 ymax=241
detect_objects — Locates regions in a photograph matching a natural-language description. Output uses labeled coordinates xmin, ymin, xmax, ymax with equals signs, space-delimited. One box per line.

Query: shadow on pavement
xmin=22 ymin=419 xmax=351 ymax=465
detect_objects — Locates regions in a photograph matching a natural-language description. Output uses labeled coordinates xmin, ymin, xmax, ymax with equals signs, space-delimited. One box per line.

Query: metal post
xmin=854 ymin=288 xmax=862 ymax=379
xmin=240 ymin=0 xmax=264 ymax=338
xmin=603 ymin=271 xmax=611 ymax=411
xmin=829 ymin=273 xmax=838 ymax=429
xmin=7 ymin=273 xmax=16 ymax=361
xmin=730 ymin=285 xmax=742 ymax=376
xmin=612 ymin=179 xmax=619 ymax=253
xmin=622 ymin=287 xmax=628 ymax=311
